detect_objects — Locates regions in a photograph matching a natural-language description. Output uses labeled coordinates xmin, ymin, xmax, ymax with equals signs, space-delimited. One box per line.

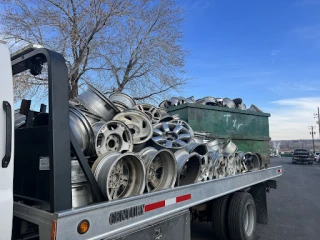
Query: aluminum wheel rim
xmin=244 ymin=152 xmax=261 ymax=171
xmin=134 ymin=104 xmax=161 ymax=124
xmin=109 ymin=92 xmax=136 ymax=109
xmin=226 ymin=154 xmax=237 ymax=176
xmin=113 ymin=102 xmax=128 ymax=112
xmin=223 ymin=98 xmax=236 ymax=108
xmin=152 ymin=122 xmax=193 ymax=149
xmin=92 ymin=152 xmax=145 ymax=200
xmin=196 ymin=96 xmax=217 ymax=106
xmin=207 ymin=139 xmax=222 ymax=152
xmin=69 ymin=106 xmax=95 ymax=155
xmin=92 ymin=120 xmax=133 ymax=156
xmin=139 ymin=147 xmax=177 ymax=192
xmin=77 ymin=84 xmax=120 ymax=121
xmin=223 ymin=139 xmax=237 ymax=156
xmin=170 ymin=119 xmax=194 ymax=139
xmin=174 ymin=150 xmax=201 ymax=186
xmin=209 ymin=152 xmax=226 ymax=179
xmin=113 ymin=110 xmax=153 ymax=144
xmin=197 ymin=154 xmax=214 ymax=181
xmin=244 ymin=203 xmax=255 ymax=236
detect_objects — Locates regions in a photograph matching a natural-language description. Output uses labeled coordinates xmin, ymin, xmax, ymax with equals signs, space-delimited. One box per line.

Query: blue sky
xmin=178 ymin=0 xmax=320 ymax=140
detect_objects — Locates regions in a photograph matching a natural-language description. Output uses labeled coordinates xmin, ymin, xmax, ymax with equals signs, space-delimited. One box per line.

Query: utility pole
xmin=309 ymin=126 xmax=316 ymax=154
xmin=314 ymin=107 xmax=320 ymax=138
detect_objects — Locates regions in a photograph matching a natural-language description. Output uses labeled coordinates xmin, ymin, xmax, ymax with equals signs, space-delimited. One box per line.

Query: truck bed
xmin=14 ymin=166 xmax=282 ymax=240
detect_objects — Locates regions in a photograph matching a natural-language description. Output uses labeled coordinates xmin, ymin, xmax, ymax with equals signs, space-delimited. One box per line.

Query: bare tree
xmin=1 ymin=0 xmax=187 ymax=102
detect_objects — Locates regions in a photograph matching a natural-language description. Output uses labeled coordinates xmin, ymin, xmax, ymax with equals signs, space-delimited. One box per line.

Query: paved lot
xmin=191 ymin=157 xmax=320 ymax=240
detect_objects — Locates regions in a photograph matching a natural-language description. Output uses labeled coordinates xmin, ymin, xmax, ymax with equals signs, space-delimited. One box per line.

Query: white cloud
xmin=269 ymin=82 xmax=319 ymax=93
xmin=268 ymin=97 xmax=320 ymax=140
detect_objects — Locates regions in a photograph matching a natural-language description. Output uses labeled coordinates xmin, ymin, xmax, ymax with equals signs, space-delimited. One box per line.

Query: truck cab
xmin=292 ymin=149 xmax=313 ymax=164
xmin=0 ymin=41 xmax=14 ymax=240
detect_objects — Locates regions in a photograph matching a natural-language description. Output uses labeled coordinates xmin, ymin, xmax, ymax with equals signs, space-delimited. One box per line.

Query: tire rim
xmin=244 ymin=203 xmax=255 ymax=236
xmin=139 ymin=147 xmax=177 ymax=192
xmin=223 ymin=98 xmax=236 ymax=108
xmin=226 ymin=154 xmax=237 ymax=176
xmin=92 ymin=152 xmax=145 ymax=200
xmin=207 ymin=139 xmax=222 ymax=153
xmin=113 ymin=102 xmax=128 ymax=112
xmin=223 ymin=139 xmax=237 ymax=156
xmin=244 ymin=152 xmax=261 ymax=171
xmin=77 ymin=84 xmax=120 ymax=121
xmin=196 ymin=97 xmax=217 ymax=106
xmin=174 ymin=149 xmax=201 ymax=186
xmin=69 ymin=106 xmax=95 ymax=155
xmin=197 ymin=154 xmax=214 ymax=181
xmin=109 ymin=92 xmax=136 ymax=109
xmin=152 ymin=122 xmax=193 ymax=150
xmin=113 ymin=110 xmax=153 ymax=144
xmin=134 ymin=104 xmax=161 ymax=124
xmin=208 ymin=151 xmax=227 ymax=179
xmin=170 ymin=119 xmax=194 ymax=138
xmin=92 ymin=120 xmax=133 ymax=156
xmin=193 ymin=131 xmax=210 ymax=143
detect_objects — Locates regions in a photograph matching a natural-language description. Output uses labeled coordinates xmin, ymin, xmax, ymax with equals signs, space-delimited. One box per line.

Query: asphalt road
xmin=191 ymin=157 xmax=320 ymax=240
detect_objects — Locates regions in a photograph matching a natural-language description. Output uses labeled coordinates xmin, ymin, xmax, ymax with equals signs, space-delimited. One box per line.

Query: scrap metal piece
xmin=139 ymin=147 xmax=177 ymax=192
xmin=113 ymin=109 xmax=153 ymax=145
xmin=92 ymin=120 xmax=133 ymax=156
xmin=69 ymin=105 xmax=95 ymax=155
xmin=92 ymin=152 xmax=145 ymax=200
xmin=109 ymin=92 xmax=136 ymax=110
xmin=174 ymin=149 xmax=201 ymax=186
xmin=152 ymin=122 xmax=193 ymax=150
xmin=223 ymin=98 xmax=236 ymax=109
xmin=77 ymin=83 xmax=120 ymax=121
xmin=208 ymin=151 xmax=227 ymax=179
xmin=134 ymin=104 xmax=161 ymax=124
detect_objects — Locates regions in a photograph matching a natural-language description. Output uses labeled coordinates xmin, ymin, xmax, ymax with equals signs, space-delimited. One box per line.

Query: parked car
xmin=314 ymin=152 xmax=320 ymax=161
xmin=292 ymin=149 xmax=313 ymax=164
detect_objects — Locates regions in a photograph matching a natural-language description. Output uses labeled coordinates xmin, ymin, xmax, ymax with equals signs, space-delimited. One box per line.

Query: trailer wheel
xmin=228 ymin=192 xmax=256 ymax=240
xmin=211 ymin=194 xmax=232 ymax=240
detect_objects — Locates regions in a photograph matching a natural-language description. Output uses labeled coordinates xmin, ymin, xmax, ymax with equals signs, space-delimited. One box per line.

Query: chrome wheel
xmin=139 ymin=147 xmax=177 ymax=192
xmin=152 ymin=122 xmax=193 ymax=150
xmin=223 ymin=98 xmax=236 ymax=108
xmin=92 ymin=152 xmax=145 ymax=200
xmin=69 ymin=106 xmax=94 ymax=155
xmin=134 ymin=104 xmax=161 ymax=124
xmin=209 ymin=151 xmax=227 ymax=179
xmin=113 ymin=110 xmax=153 ymax=145
xmin=109 ymin=92 xmax=136 ymax=110
xmin=92 ymin=120 xmax=133 ymax=156
xmin=174 ymin=149 xmax=201 ymax=186
xmin=77 ymin=83 xmax=120 ymax=121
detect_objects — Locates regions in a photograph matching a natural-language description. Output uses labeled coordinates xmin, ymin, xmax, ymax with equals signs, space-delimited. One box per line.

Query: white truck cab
xmin=0 ymin=41 xmax=14 ymax=240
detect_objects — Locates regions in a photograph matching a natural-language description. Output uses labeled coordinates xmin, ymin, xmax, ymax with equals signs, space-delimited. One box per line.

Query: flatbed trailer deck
xmin=14 ymin=166 xmax=282 ymax=239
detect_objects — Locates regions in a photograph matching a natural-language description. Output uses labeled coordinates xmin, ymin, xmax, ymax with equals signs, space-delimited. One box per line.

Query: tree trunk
xmin=69 ymin=73 xmax=79 ymax=99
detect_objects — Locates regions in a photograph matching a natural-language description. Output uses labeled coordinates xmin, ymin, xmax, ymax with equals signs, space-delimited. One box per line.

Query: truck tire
xmin=228 ymin=192 xmax=256 ymax=240
xmin=211 ymin=194 xmax=232 ymax=240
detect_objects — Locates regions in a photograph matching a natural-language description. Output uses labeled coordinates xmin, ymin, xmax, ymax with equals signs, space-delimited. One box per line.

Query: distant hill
xmin=270 ymin=139 xmax=320 ymax=152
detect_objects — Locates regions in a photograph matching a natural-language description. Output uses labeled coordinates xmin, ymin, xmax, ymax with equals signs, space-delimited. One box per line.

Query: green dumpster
xmin=167 ymin=103 xmax=271 ymax=167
